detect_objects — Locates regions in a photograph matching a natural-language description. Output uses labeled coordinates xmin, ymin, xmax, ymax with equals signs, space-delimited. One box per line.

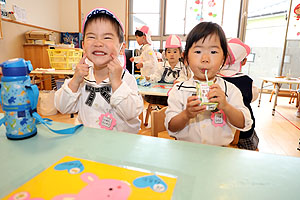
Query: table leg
xmin=272 ymin=83 xmax=281 ymax=116
xmin=258 ymin=80 xmax=265 ymax=107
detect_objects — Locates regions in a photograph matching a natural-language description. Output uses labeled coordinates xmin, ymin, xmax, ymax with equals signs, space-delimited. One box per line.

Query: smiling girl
xmin=55 ymin=8 xmax=143 ymax=133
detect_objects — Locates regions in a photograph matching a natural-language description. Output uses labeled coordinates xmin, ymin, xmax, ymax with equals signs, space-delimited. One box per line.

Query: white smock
xmin=54 ymin=68 xmax=143 ymax=134
xmin=133 ymin=44 xmax=158 ymax=76
xmin=165 ymin=77 xmax=253 ymax=146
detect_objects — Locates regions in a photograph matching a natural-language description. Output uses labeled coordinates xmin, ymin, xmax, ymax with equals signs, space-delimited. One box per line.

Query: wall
xmin=60 ymin=0 xmax=78 ymax=32
xmin=0 ymin=0 xmax=61 ymax=62
xmin=0 ymin=0 xmax=125 ymax=63
xmin=0 ymin=20 xmax=60 ymax=63
xmin=3 ymin=0 xmax=61 ymax=30
xmin=81 ymin=0 xmax=126 ymax=30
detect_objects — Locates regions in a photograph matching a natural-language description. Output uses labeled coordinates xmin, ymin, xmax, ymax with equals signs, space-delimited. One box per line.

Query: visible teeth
xmin=94 ymin=52 xmax=105 ymax=55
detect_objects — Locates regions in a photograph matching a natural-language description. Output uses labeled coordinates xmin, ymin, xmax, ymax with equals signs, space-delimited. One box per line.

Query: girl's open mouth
xmin=93 ymin=51 xmax=106 ymax=56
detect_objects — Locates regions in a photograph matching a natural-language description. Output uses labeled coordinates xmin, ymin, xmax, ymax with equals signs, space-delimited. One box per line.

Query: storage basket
xmin=47 ymin=49 xmax=83 ymax=70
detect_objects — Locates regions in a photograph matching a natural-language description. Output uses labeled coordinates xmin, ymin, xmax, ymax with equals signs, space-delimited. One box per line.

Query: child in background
xmin=129 ymin=25 xmax=158 ymax=77
xmin=146 ymin=35 xmax=184 ymax=84
xmin=55 ymin=8 xmax=143 ymax=134
xmin=155 ymin=51 xmax=163 ymax=62
xmin=144 ymin=35 xmax=184 ymax=106
xmin=165 ymin=22 xmax=253 ymax=146
xmin=218 ymin=38 xmax=259 ymax=150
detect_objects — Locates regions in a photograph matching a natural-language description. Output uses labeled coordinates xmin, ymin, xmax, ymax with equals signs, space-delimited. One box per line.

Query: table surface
xmin=261 ymin=77 xmax=300 ymax=84
xmin=30 ymin=69 xmax=74 ymax=75
xmin=1 ymin=114 xmax=300 ymax=199
xmin=138 ymin=83 xmax=173 ymax=96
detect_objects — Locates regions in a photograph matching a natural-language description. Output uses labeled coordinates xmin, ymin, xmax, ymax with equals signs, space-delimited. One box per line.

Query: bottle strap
xmin=25 ymin=84 xmax=83 ymax=134
xmin=32 ymin=112 xmax=83 ymax=135
xmin=25 ymin=84 xmax=39 ymax=110
xmin=0 ymin=117 xmax=5 ymax=126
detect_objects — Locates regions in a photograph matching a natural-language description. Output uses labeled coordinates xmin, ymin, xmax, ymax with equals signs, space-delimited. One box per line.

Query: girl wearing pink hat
xmin=55 ymin=8 xmax=143 ymax=133
xmin=144 ymin=35 xmax=185 ymax=106
xmin=218 ymin=38 xmax=259 ymax=150
xmin=147 ymin=35 xmax=184 ymax=84
xmin=129 ymin=25 xmax=158 ymax=77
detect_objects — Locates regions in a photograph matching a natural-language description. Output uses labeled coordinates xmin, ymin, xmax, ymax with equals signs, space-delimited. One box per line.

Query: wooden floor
xmin=2 ymin=93 xmax=300 ymax=157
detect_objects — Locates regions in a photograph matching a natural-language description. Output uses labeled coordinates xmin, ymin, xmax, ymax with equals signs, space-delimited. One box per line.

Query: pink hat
xmin=136 ymin=25 xmax=152 ymax=44
xmin=165 ymin=35 xmax=182 ymax=48
xmin=218 ymin=38 xmax=251 ymax=77
xmin=82 ymin=8 xmax=124 ymax=34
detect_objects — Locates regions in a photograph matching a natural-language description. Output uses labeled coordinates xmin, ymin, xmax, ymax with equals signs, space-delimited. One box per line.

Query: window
xmin=129 ymin=0 xmax=161 ymax=36
xmin=128 ymin=0 xmax=226 ymax=50
xmin=243 ymin=0 xmax=290 ymax=88
xmin=166 ymin=0 xmax=224 ymax=35
xmin=222 ymin=0 xmax=242 ymax=38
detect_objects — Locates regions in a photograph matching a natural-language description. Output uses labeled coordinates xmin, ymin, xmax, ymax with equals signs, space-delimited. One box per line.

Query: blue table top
xmin=138 ymin=83 xmax=173 ymax=96
xmin=1 ymin=117 xmax=300 ymax=199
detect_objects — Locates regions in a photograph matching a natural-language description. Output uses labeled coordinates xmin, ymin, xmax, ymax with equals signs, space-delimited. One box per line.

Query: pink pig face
xmin=52 ymin=173 xmax=131 ymax=200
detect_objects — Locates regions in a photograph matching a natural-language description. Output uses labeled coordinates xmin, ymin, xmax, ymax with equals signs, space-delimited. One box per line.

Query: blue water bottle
xmin=0 ymin=58 xmax=38 ymax=140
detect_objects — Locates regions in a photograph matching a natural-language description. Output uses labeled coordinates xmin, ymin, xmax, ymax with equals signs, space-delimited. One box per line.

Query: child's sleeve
xmin=54 ymin=79 xmax=81 ymax=114
xmin=140 ymin=47 xmax=157 ymax=73
xmin=164 ymin=85 xmax=184 ymax=136
xmin=226 ymin=83 xmax=253 ymax=132
xmin=148 ymin=62 xmax=164 ymax=82
xmin=133 ymin=55 xmax=142 ymax=63
xmin=110 ymin=74 xmax=143 ymax=121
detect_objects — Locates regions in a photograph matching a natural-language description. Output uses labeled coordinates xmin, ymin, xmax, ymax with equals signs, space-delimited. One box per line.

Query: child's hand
xmin=73 ymin=54 xmax=89 ymax=85
xmin=136 ymin=63 xmax=143 ymax=69
xmin=208 ymin=83 xmax=228 ymax=110
xmin=129 ymin=57 xmax=134 ymax=62
xmin=108 ymin=54 xmax=122 ymax=91
xmin=184 ymin=96 xmax=206 ymax=119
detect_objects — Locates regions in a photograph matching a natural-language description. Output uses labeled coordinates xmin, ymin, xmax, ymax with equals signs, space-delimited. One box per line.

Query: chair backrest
xmin=151 ymin=107 xmax=167 ymax=137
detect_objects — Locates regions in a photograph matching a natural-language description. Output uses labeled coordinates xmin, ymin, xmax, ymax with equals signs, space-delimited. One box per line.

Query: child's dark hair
xmin=135 ymin=30 xmax=145 ymax=37
xmin=183 ymin=22 xmax=228 ymax=67
xmin=83 ymin=13 xmax=124 ymax=43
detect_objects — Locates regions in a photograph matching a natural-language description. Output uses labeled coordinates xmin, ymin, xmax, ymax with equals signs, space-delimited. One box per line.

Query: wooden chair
xmin=289 ymin=84 xmax=299 ymax=106
xmin=269 ymin=76 xmax=285 ymax=102
xmin=30 ymin=74 xmax=45 ymax=90
xmin=144 ymin=103 xmax=165 ymax=126
xmin=151 ymin=107 xmax=167 ymax=137
xmin=269 ymin=76 xmax=299 ymax=106
xmin=230 ymin=130 xmax=240 ymax=145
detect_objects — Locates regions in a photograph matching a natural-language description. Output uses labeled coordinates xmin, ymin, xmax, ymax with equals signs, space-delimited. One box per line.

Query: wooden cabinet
xmin=23 ymin=44 xmax=52 ymax=69
xmin=23 ymin=44 xmax=53 ymax=90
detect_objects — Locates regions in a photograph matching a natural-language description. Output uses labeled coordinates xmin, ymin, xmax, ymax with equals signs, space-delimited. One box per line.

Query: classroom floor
xmin=1 ymin=93 xmax=300 ymax=157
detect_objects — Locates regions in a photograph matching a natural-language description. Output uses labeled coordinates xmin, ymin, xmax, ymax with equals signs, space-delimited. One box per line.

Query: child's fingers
xmin=79 ymin=54 xmax=87 ymax=64
xmin=110 ymin=54 xmax=122 ymax=66
xmin=187 ymin=96 xmax=199 ymax=103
